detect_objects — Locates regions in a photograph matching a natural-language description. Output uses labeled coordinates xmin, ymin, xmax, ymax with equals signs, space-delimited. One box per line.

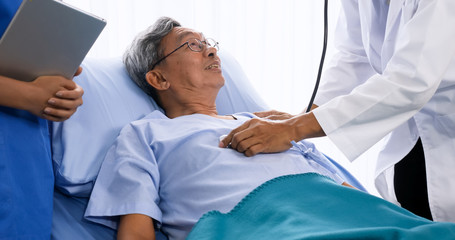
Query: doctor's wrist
xmin=288 ymin=112 xmax=325 ymax=142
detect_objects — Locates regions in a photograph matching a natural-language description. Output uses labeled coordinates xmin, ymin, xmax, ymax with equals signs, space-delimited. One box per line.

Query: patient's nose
xmin=206 ymin=46 xmax=217 ymax=57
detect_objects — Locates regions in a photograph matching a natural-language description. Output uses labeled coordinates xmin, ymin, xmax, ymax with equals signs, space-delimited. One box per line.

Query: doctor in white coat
xmin=220 ymin=0 xmax=455 ymax=222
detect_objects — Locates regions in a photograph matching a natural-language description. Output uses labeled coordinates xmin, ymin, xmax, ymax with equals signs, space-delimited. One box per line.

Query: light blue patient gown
xmin=0 ymin=1 xmax=54 ymax=238
xmin=85 ymin=111 xmax=357 ymax=240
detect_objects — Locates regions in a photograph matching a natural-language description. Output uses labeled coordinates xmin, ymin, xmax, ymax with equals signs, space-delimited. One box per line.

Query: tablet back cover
xmin=0 ymin=0 xmax=106 ymax=81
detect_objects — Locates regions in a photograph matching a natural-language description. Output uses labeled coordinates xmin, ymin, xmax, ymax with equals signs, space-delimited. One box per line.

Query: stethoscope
xmin=305 ymin=0 xmax=328 ymax=113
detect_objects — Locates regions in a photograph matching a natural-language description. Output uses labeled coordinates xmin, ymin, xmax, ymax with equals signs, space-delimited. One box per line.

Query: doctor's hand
xmin=219 ymin=112 xmax=325 ymax=157
xmin=219 ymin=118 xmax=296 ymax=157
xmin=27 ymin=67 xmax=84 ymax=121
xmin=254 ymin=110 xmax=295 ymax=120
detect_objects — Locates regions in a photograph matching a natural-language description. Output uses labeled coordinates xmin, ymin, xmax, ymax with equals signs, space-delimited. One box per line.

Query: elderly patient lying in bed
xmin=83 ymin=16 xmax=353 ymax=239
xmin=85 ymin=17 xmax=455 ymax=240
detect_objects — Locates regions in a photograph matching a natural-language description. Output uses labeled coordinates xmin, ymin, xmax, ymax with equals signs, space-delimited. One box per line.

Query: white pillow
xmin=52 ymin=50 xmax=267 ymax=197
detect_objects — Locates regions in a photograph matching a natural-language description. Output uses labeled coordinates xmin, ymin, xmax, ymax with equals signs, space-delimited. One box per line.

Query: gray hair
xmin=123 ymin=17 xmax=181 ymax=107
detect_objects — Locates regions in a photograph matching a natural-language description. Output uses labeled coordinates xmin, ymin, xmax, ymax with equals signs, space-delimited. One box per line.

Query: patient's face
xmin=158 ymin=27 xmax=224 ymax=97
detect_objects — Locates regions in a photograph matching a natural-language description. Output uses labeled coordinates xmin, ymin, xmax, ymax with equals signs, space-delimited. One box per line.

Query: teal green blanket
xmin=187 ymin=173 xmax=455 ymax=240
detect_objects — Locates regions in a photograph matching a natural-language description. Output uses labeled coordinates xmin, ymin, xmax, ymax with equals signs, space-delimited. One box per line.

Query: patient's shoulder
xmin=118 ymin=110 xmax=168 ymax=135
xmin=142 ymin=110 xmax=167 ymax=120
xmin=130 ymin=110 xmax=168 ymax=124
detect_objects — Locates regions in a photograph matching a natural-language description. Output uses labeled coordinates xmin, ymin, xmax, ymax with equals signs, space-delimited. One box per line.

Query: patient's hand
xmin=254 ymin=110 xmax=294 ymax=120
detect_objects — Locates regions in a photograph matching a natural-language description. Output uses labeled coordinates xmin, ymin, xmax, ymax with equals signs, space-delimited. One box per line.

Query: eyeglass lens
xmin=187 ymin=38 xmax=218 ymax=52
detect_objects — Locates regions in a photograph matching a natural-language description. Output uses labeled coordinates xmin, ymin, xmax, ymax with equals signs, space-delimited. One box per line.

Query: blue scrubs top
xmin=0 ymin=1 xmax=54 ymax=239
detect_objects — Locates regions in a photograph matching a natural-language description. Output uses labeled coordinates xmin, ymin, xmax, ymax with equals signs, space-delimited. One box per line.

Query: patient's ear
xmin=146 ymin=71 xmax=170 ymax=90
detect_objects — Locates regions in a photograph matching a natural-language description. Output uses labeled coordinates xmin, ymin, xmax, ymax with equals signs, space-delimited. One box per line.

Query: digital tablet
xmin=0 ymin=0 xmax=106 ymax=82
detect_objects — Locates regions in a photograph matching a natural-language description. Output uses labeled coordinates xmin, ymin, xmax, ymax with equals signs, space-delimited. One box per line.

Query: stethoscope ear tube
xmin=305 ymin=0 xmax=328 ymax=113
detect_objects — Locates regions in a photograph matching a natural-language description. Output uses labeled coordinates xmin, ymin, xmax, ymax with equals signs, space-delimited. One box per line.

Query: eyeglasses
xmin=150 ymin=38 xmax=219 ymax=70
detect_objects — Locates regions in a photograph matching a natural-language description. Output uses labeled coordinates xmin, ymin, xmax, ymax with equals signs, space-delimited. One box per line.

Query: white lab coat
xmin=313 ymin=0 xmax=455 ymax=222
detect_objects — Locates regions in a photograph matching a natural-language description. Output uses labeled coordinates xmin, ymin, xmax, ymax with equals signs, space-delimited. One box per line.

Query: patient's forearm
xmin=118 ymin=214 xmax=156 ymax=240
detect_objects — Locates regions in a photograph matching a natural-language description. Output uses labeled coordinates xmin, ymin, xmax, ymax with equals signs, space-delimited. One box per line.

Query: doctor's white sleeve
xmin=313 ymin=0 xmax=455 ymax=160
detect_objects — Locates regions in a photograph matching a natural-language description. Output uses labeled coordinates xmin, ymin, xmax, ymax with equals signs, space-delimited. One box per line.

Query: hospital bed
xmin=50 ymin=51 xmax=441 ymax=239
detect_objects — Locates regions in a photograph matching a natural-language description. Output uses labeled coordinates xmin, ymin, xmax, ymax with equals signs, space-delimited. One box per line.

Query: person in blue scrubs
xmin=0 ymin=1 xmax=84 ymax=238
